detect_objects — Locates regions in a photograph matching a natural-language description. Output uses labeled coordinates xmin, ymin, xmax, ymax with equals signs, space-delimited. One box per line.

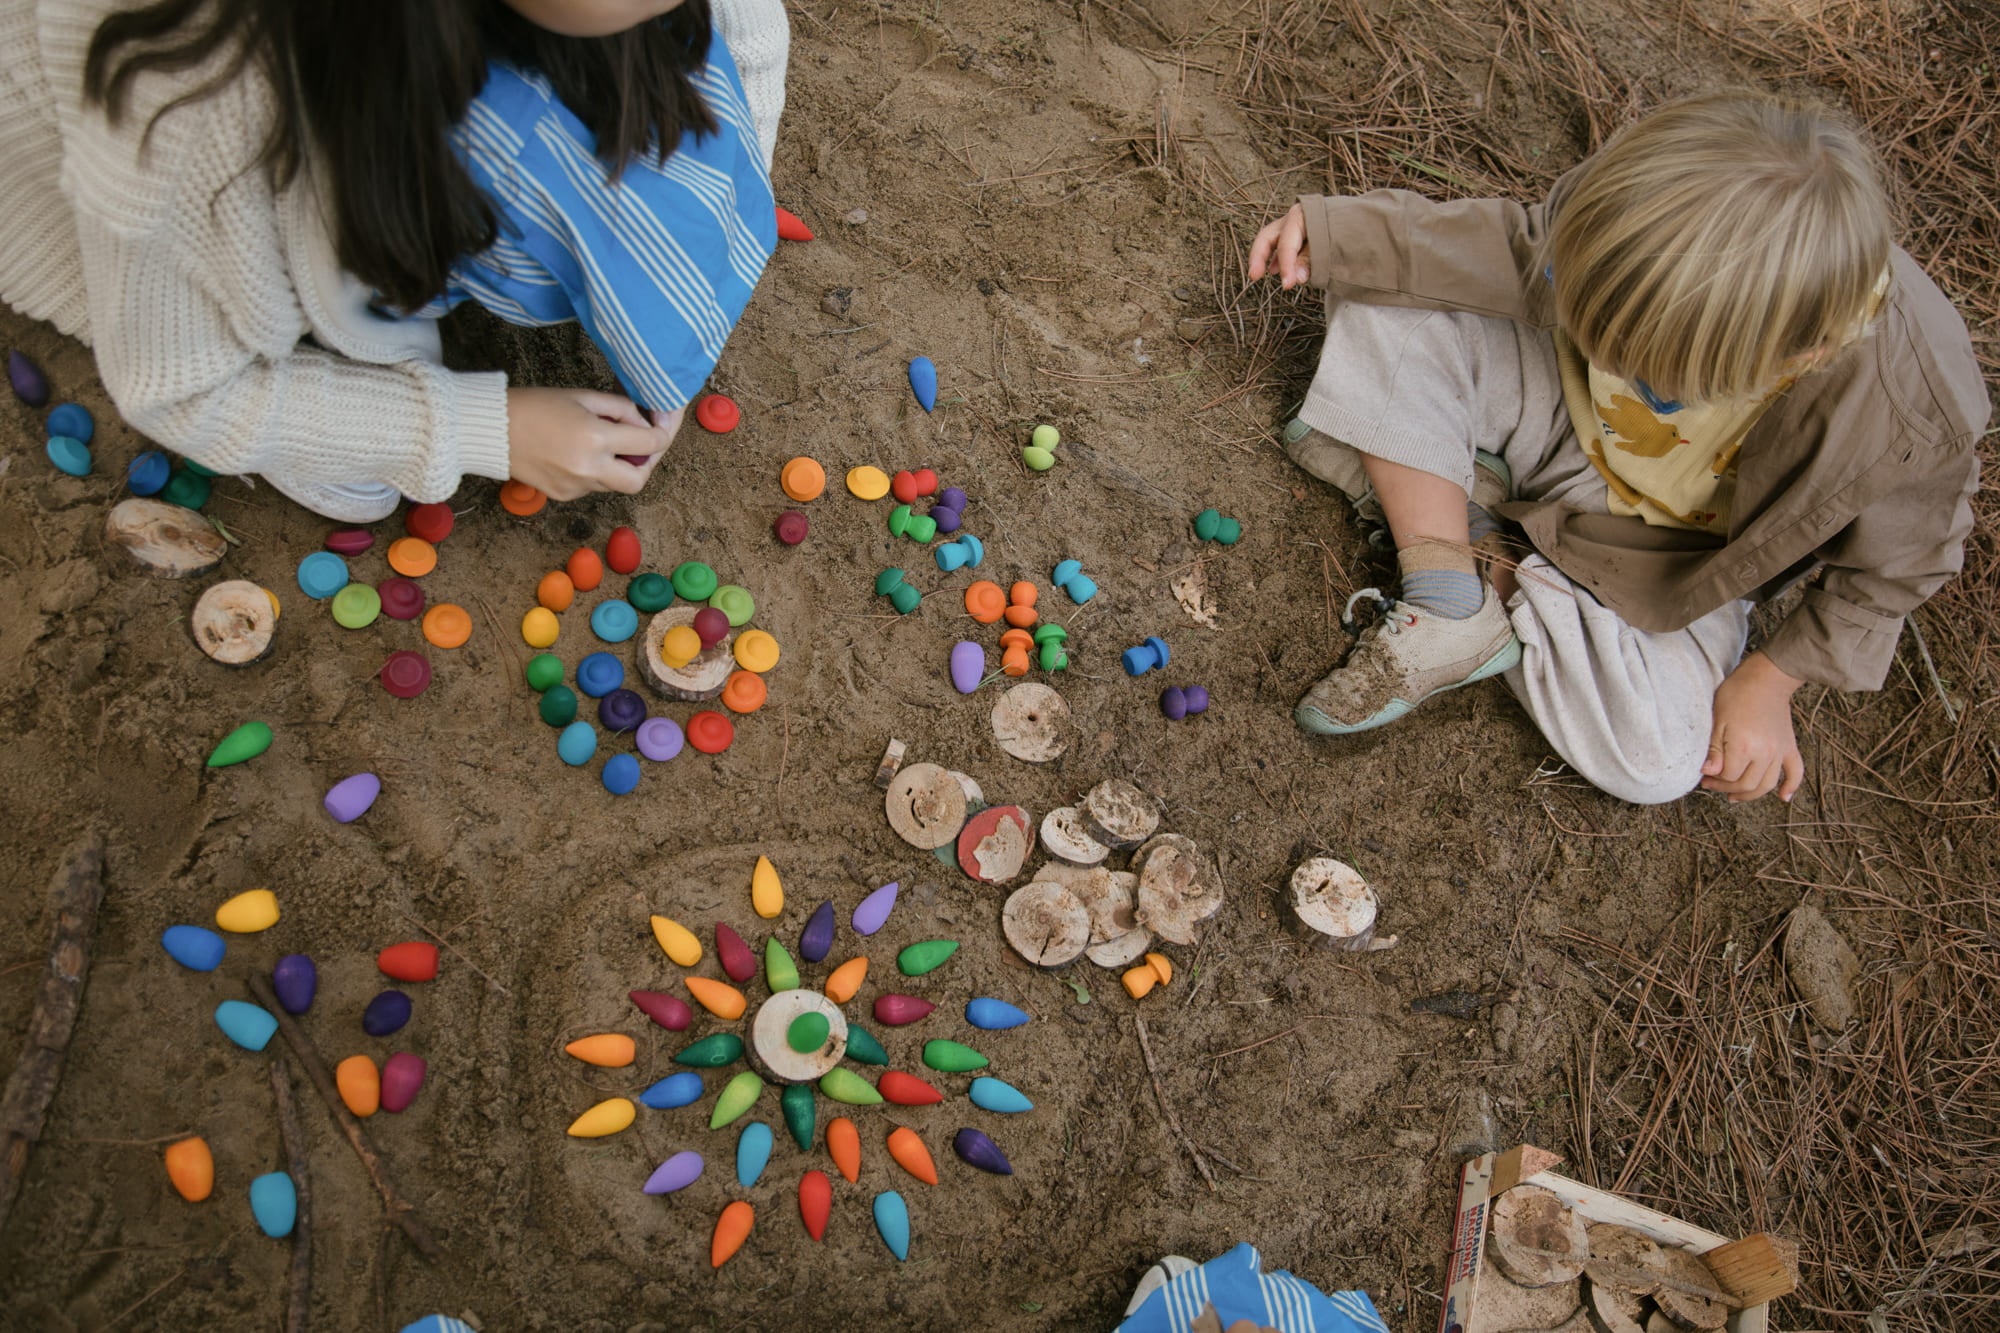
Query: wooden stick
xmin=1133 ymin=1015 xmax=1218 ymax=1193
xmin=403 ymin=915 xmax=509 ymax=995
xmin=268 ymin=1057 xmax=313 ymax=1333
xmin=0 ymin=835 xmax=105 ymax=1234
xmin=246 ymin=973 xmax=439 ymax=1258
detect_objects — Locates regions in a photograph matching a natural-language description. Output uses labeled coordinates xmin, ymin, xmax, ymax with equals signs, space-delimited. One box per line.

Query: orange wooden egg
xmin=823 ymin=956 xmax=868 ymax=1004
xmin=566 ymin=547 xmax=604 ymax=592
xmin=164 ymin=1136 xmax=214 ymax=1202
xmin=827 ymin=1116 xmax=861 ymax=1183
xmin=564 ymin=1033 xmax=637 ymax=1067
xmin=684 ymin=975 xmax=747 ymax=1020
xmin=336 ymin=1055 xmax=381 ymax=1117
xmin=537 ymin=570 xmax=576 ymax=612
xmin=720 ymin=670 xmax=767 ymax=714
xmin=886 ymin=1126 xmax=939 ymax=1185
xmin=711 ymin=1200 xmax=754 ymax=1267
xmin=964 ymin=581 xmax=1005 ymax=624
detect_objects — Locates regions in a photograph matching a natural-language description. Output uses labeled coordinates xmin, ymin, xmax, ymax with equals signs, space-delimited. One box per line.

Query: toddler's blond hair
xmin=1548 ymin=90 xmax=1892 ymax=403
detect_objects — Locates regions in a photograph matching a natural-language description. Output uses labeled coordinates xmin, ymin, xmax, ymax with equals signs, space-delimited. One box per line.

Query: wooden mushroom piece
xmin=639 ymin=605 xmax=734 ymax=700
xmin=1490 ymin=1185 xmax=1589 ymax=1288
xmin=1001 ymin=880 xmax=1091 ymax=967
xmin=1290 ymin=857 xmax=1379 ymax=951
xmin=884 ymin=762 xmax=969 ymax=850
xmin=1651 ymin=1248 xmax=1729 ymax=1331
xmin=1079 ymin=778 xmax=1159 ymax=851
xmin=105 ymin=499 xmax=226 ymax=577
xmin=191 ymin=579 xmax=277 ymax=666
xmin=1039 ymin=807 xmax=1109 ymax=866
xmin=1468 ymin=1254 xmax=1581 ymax=1333
xmin=748 ymin=989 xmax=848 ymax=1084
xmin=1131 ymin=833 xmax=1223 ymax=946
xmin=991 ymin=682 xmax=1069 ymax=763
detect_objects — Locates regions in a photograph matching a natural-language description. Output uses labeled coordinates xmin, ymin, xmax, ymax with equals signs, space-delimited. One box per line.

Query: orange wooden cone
xmin=711 ymin=1200 xmax=754 ymax=1267
xmin=886 ymin=1126 xmax=939 ymax=1185
xmin=564 ymin=1033 xmax=636 ymax=1067
xmin=824 ymin=956 xmax=869 ymax=1004
xmin=684 ymin=975 xmax=748 ymax=1021
xmin=828 ymin=1116 xmax=861 ymax=1183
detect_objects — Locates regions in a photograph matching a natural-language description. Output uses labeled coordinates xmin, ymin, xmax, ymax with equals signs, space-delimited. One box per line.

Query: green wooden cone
xmin=844 ymin=1024 xmax=889 ymax=1067
xmin=673 ymin=1033 xmax=744 ymax=1067
xmin=709 ymin=1070 xmax=763 ymax=1130
xmin=782 ymin=1083 xmax=815 ymax=1150
xmin=896 ymin=939 xmax=959 ymax=977
xmin=206 ymin=721 xmax=272 ymax=769
xmin=765 ymin=937 xmax=799 ymax=993
xmin=922 ymin=1039 xmax=988 ymax=1073
xmin=819 ymin=1067 xmax=884 ymax=1106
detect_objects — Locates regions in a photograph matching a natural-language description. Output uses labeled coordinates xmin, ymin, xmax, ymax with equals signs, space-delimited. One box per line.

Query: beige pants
xmin=1296 ymin=302 xmax=1749 ymax=805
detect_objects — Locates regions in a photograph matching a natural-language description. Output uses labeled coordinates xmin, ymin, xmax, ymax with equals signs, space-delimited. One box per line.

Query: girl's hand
xmin=505 ymin=386 xmax=676 ymax=500
xmin=1702 ymin=651 xmax=1806 ymax=803
xmin=1247 ymin=204 xmax=1311 ymax=289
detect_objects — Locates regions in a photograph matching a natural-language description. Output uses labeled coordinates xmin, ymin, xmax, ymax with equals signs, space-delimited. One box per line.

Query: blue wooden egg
xmin=161 ymin=925 xmax=225 ymax=972
xmin=215 ymin=1000 xmax=278 ymax=1052
xmin=249 ymin=1171 xmax=297 ymax=1237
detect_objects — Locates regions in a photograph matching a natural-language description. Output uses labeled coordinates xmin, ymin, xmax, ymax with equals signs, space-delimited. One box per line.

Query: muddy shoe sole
xmin=1293 ymin=636 xmax=1522 ymax=736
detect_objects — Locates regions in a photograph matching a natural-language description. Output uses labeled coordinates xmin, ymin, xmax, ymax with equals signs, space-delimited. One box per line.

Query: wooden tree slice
xmin=1290 ymin=858 xmax=1378 ymax=950
xmin=1001 ymin=881 xmax=1090 ymax=967
xmin=884 ymin=762 xmax=968 ymax=850
xmin=956 ymin=805 xmax=1033 ymax=884
xmin=638 ymin=605 xmax=734 ymax=700
xmin=1039 ymin=807 xmax=1109 ymax=866
xmin=1034 ymin=864 xmax=1141 ymax=946
xmin=190 ymin=580 xmax=276 ymax=666
xmin=1653 ymin=1249 xmax=1729 ymax=1330
xmin=1490 ymin=1185 xmax=1589 ymax=1288
xmin=1086 ymin=927 xmax=1153 ymax=969
xmin=1132 ymin=833 xmax=1224 ymax=945
xmin=991 ymin=683 xmax=1069 ymax=763
xmin=1581 ymin=1278 xmax=1646 ymax=1333
xmin=948 ymin=771 xmax=985 ymax=805
xmin=1080 ymin=778 xmax=1160 ymax=850
xmin=1585 ymin=1226 xmax=1665 ymax=1298
xmin=105 ymin=499 xmax=225 ymax=577
xmin=1470 ymin=1254 xmax=1580 ymax=1333
xmin=748 ymin=990 xmax=848 ymax=1084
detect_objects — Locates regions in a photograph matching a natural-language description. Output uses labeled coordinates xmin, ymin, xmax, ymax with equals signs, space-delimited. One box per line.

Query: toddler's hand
xmin=1248 ymin=204 xmax=1311 ymax=288
xmin=505 ymin=387 xmax=676 ymax=500
xmin=1702 ymin=651 xmax=1806 ymax=803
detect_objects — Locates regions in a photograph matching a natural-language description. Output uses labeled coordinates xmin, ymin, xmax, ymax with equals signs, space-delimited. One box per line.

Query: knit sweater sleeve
xmin=710 ymin=0 xmax=788 ymax=169
xmin=58 ymin=50 xmax=511 ymax=500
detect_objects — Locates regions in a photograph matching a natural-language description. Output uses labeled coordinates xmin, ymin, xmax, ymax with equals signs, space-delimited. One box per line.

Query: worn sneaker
xmin=1294 ymin=584 xmax=1520 ymax=735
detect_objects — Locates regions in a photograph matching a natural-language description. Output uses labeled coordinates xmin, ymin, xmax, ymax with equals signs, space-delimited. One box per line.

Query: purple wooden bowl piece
xmin=599 ymin=688 xmax=648 ymax=733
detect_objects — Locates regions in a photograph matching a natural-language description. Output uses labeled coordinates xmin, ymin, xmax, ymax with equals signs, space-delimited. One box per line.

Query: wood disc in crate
xmin=1653 ymin=1249 xmax=1729 ymax=1330
xmin=190 ymin=579 xmax=276 ymax=666
xmin=105 ymin=499 xmax=226 ymax=577
xmin=1490 ymin=1184 xmax=1589 ymax=1288
xmin=884 ymin=762 xmax=968 ymax=850
xmin=1583 ymin=1278 xmax=1647 ymax=1333
xmin=956 ymin=804 xmax=1033 ymax=884
xmin=1039 ymin=807 xmax=1108 ymax=866
xmin=1132 ymin=833 xmax=1223 ymax=945
xmin=1584 ymin=1225 xmax=1665 ymax=1298
xmin=990 ymin=682 xmax=1068 ymax=763
xmin=638 ymin=605 xmax=734 ymax=700
xmin=1289 ymin=857 xmax=1378 ymax=950
xmin=1080 ymin=778 xmax=1159 ymax=850
xmin=748 ymin=989 xmax=849 ymax=1084
xmin=1001 ymin=880 xmax=1090 ymax=967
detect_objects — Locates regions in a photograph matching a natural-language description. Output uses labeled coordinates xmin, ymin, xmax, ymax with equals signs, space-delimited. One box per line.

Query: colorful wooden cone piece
xmin=630 ymin=989 xmax=693 ymax=1031
xmin=644 ymin=1151 xmax=703 ymax=1195
xmin=799 ymin=899 xmax=835 ymax=963
xmin=684 ymin=975 xmax=747 ymax=1020
xmin=751 ymin=855 xmax=783 ymax=918
xmin=954 ymin=1127 xmax=1013 ymax=1174
xmin=820 ymin=1067 xmax=884 ymax=1106
xmin=908 ymin=357 xmax=937 ymax=413
xmin=362 ymin=991 xmax=410 ymax=1037
xmin=774 ymin=205 xmax=814 ymax=241
xmin=923 ymin=1039 xmax=988 ymax=1072
xmin=873 ymin=994 xmax=934 ymax=1026
xmin=711 ymin=1200 xmax=754 ymax=1268
xmin=161 ymin=925 xmax=225 ymax=972
xmin=878 ymin=1070 xmax=943 ymax=1106
xmin=874 ymin=1190 xmax=911 ymax=1260
xmin=714 ymin=922 xmax=756 ymax=982
xmin=764 ymin=937 xmax=799 ymax=993
xmin=965 ymin=997 xmax=1030 ymax=1030
xmin=639 ymin=1071 xmax=703 ymax=1109
xmin=272 ymin=954 xmax=316 ymax=1014
xmin=968 ymin=1076 xmax=1035 ymax=1114
xmin=887 ymin=1127 xmax=939 ymax=1185
xmin=782 ymin=1083 xmax=815 ymax=1150
xmin=844 ymin=1024 xmax=889 ymax=1066
xmin=215 ymin=1000 xmax=278 ymax=1051
xmin=377 ymin=941 xmax=439 ymax=982
xmin=799 ymin=1170 xmax=832 ymax=1241
xmin=852 ymin=881 xmax=899 ymax=935
xmin=569 ymin=1098 xmax=637 ymax=1138
xmin=206 ymin=721 xmax=273 ymax=768
xmin=650 ymin=915 xmax=702 ymax=967
xmin=674 ymin=1033 xmax=744 ymax=1067
xmin=736 ymin=1120 xmax=774 ymax=1185
xmin=711 ymin=1070 xmax=764 ymax=1129
xmin=566 ymin=1034 xmax=636 ymax=1068
xmin=250 ymin=1172 xmax=298 ymax=1238
xmin=824 ymin=956 xmax=869 ymax=1004
xmin=164 ymin=1137 xmax=214 ymax=1202
xmin=827 ymin=1117 xmax=861 ymax=1182
xmin=897 ymin=939 xmax=958 ymax=976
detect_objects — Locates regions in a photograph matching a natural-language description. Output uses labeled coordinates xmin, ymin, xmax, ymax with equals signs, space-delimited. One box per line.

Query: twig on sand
xmin=1133 ymin=1015 xmax=1219 ymax=1193
xmin=269 ymin=1057 xmax=313 ymax=1333
xmin=403 ymin=915 xmax=510 ymax=995
xmin=246 ymin=973 xmax=440 ymax=1258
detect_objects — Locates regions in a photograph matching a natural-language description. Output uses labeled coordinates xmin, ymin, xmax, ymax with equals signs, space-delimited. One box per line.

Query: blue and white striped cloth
xmin=1118 ymin=1244 xmax=1393 ymax=1333
xmin=421 ymin=32 xmax=776 ymax=413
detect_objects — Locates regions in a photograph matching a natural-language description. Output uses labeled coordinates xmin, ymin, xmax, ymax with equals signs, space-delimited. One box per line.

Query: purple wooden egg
xmin=1159 ymin=686 xmax=1187 ymax=720
xmin=324 ymin=772 xmax=380 ymax=823
xmin=949 ymin=642 xmax=984 ymax=695
xmin=630 ymin=989 xmax=693 ymax=1031
xmin=643 ymin=1150 xmax=704 ymax=1195
xmin=380 ymin=1053 xmax=426 ymax=1113
xmin=362 ymin=989 xmax=412 ymax=1037
xmin=953 ymin=1127 xmax=1013 ymax=1175
xmin=8 ymin=350 xmax=49 ymax=407
xmin=1183 ymin=685 xmax=1210 ymax=715
xmin=853 ymin=882 xmax=899 ymax=936
xmin=874 ymin=994 xmax=934 ymax=1026
xmin=799 ymin=899 xmax=836 ymax=963
xmin=598 ymin=688 xmax=647 ymax=733
xmin=272 ymin=954 xmax=317 ymax=1015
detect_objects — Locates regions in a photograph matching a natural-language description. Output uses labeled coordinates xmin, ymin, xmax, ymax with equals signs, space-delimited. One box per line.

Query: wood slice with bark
xmin=1032 ymin=864 xmax=1151 ymax=967
xmin=1491 ymin=1185 xmax=1589 ymax=1288
xmin=748 ymin=990 xmax=848 ymax=1084
xmin=638 ymin=605 xmax=734 ymax=700
xmin=1132 ymin=833 xmax=1223 ymax=945
xmin=105 ymin=499 xmax=226 ymax=577
xmin=1467 ymin=1253 xmax=1581 ymax=1333
xmin=191 ymin=579 xmax=277 ymax=665
xmin=1653 ymin=1249 xmax=1729 ymax=1330
xmin=1289 ymin=857 xmax=1378 ymax=950
xmin=1039 ymin=807 xmax=1108 ymax=866
xmin=1585 ymin=1225 xmax=1665 ymax=1298
xmin=991 ymin=683 xmax=1069 ymax=762
xmin=884 ymin=762 xmax=968 ymax=850
xmin=1001 ymin=881 xmax=1091 ymax=967
xmin=1581 ymin=1277 xmax=1646 ymax=1333
xmin=1079 ymin=778 xmax=1159 ymax=850
xmin=956 ymin=805 xmax=1033 ymax=884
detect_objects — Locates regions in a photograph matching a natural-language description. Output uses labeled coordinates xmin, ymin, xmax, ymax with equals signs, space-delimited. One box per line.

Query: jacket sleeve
xmin=1297 ymin=188 xmax=1556 ymax=324
xmin=64 ymin=72 xmax=511 ymax=502
xmin=1760 ymin=434 xmax=1981 ymax=692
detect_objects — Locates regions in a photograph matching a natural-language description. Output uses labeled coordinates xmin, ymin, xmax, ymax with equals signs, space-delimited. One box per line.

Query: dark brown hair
xmin=85 ymin=0 xmax=718 ymax=312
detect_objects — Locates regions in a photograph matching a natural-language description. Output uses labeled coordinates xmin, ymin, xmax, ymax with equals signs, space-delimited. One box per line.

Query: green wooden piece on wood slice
xmin=788 ymin=1012 xmax=831 ymax=1053
xmin=921 ymin=1039 xmax=988 ymax=1073
xmin=896 ymin=939 xmax=959 ymax=977
xmin=206 ymin=721 xmax=272 ymax=768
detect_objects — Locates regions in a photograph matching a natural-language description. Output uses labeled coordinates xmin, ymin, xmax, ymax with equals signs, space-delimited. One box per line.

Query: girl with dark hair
xmin=0 ymin=0 xmax=789 ymax=520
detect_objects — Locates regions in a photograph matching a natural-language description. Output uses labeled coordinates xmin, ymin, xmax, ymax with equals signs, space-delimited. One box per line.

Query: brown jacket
xmin=1298 ymin=188 xmax=1989 ymax=692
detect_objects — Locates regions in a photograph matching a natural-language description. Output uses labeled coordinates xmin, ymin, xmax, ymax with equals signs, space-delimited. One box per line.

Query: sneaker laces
xmin=1341 ymin=586 xmax=1425 ymax=638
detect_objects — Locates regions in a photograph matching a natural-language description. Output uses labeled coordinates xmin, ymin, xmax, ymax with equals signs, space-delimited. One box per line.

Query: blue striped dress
xmin=422 ymin=33 xmax=776 ymax=414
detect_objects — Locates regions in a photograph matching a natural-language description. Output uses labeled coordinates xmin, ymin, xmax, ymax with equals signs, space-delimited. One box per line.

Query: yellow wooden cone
xmin=564 ymin=1033 xmax=637 ymax=1068
xmin=684 ymin=975 xmax=748 ymax=1020
xmin=751 ymin=856 xmax=783 ymax=919
xmin=568 ymin=1097 xmax=636 ymax=1138
xmin=824 ymin=956 xmax=869 ymax=1004
xmin=650 ymin=915 xmax=702 ymax=967
xmin=215 ymin=888 xmax=280 ymax=933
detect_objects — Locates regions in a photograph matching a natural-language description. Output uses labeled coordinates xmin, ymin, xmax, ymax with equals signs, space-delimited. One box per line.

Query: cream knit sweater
xmin=0 ymin=0 xmax=788 ymax=516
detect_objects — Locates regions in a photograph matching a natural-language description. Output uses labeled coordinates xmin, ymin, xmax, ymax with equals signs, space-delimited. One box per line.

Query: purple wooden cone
xmin=271 ymin=954 xmax=317 ymax=1015
xmin=8 ymin=351 xmax=49 ymax=407
xmin=380 ymin=1053 xmax=426 ymax=1113
xmin=643 ymin=1151 xmax=704 ymax=1195
xmin=852 ymin=882 xmax=899 ymax=936
xmin=873 ymin=994 xmax=934 ymax=1026
xmin=799 ymin=900 xmax=836 ymax=963
xmin=953 ymin=1127 xmax=1013 ymax=1175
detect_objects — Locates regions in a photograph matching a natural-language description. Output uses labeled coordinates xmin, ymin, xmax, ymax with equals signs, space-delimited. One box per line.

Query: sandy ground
xmin=0 ymin=2 xmax=1989 ymax=1331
